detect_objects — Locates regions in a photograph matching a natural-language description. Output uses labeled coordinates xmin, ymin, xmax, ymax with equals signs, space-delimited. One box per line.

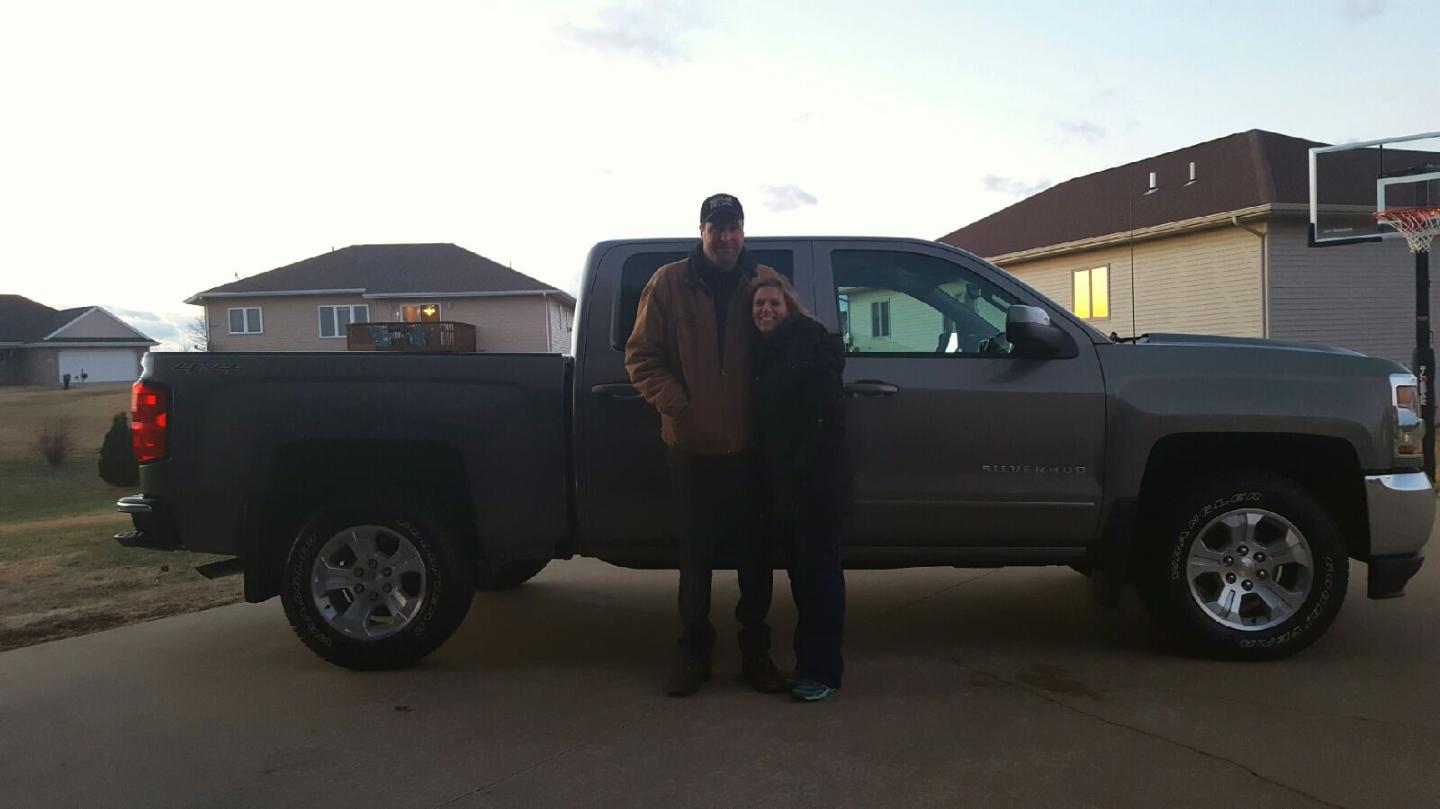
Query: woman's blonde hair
xmin=749 ymin=274 xmax=809 ymax=319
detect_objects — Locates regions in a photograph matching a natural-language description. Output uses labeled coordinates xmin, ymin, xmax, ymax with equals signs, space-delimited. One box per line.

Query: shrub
xmin=98 ymin=412 xmax=139 ymax=487
xmin=36 ymin=416 xmax=77 ymax=468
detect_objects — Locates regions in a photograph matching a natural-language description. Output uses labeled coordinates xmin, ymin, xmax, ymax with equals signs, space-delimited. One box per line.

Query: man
xmin=625 ymin=193 xmax=788 ymax=697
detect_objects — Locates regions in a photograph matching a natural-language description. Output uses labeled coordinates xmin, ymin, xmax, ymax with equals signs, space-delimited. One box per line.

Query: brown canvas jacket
xmin=625 ymin=256 xmax=780 ymax=454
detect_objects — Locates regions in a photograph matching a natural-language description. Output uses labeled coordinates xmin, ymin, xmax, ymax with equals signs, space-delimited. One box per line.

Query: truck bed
xmin=137 ymin=351 xmax=572 ymax=560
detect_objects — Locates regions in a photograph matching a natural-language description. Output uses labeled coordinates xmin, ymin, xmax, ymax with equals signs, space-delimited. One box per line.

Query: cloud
xmin=762 ymin=185 xmax=819 ymax=212
xmin=982 ymin=175 xmax=1053 ymax=197
xmin=1059 ymin=120 xmax=1106 ymax=143
xmin=106 ymin=307 xmax=194 ymax=351
xmin=560 ymin=0 xmax=714 ymax=65
xmin=1340 ymin=0 xmax=1386 ymax=21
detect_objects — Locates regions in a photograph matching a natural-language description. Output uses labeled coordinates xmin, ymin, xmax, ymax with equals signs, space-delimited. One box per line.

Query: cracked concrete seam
xmin=953 ymin=659 xmax=1350 ymax=809
xmin=859 ymin=569 xmax=1002 ymax=624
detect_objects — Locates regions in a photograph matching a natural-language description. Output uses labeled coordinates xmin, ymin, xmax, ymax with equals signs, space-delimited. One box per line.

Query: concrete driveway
xmin=2 ymin=543 xmax=1437 ymax=809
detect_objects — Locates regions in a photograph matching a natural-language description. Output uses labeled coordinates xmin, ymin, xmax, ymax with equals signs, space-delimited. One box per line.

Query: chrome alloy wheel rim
xmin=1185 ymin=508 xmax=1314 ymax=632
xmin=310 ymin=525 xmax=428 ymax=640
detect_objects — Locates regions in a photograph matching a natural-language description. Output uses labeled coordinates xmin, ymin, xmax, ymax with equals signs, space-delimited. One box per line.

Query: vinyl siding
xmin=999 ymin=225 xmax=1265 ymax=339
xmin=205 ymin=295 xmax=375 ymax=352
xmin=1267 ymin=219 xmax=1428 ymax=366
xmin=205 ymin=294 xmax=557 ymax=352
xmin=844 ymin=287 xmax=1007 ymax=353
xmin=391 ymin=296 xmax=550 ymax=352
xmin=547 ymin=298 xmax=575 ymax=354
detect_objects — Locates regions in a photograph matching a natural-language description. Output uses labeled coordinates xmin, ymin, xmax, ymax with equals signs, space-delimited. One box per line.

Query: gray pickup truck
xmin=118 ymin=237 xmax=1433 ymax=669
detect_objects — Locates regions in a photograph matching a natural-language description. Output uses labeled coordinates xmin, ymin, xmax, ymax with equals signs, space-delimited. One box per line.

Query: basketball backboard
xmin=1309 ymin=132 xmax=1440 ymax=247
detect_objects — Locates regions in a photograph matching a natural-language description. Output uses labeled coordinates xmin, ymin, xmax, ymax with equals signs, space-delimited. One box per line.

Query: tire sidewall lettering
xmin=1168 ymin=492 xmax=1261 ymax=582
xmin=1159 ymin=484 xmax=1342 ymax=655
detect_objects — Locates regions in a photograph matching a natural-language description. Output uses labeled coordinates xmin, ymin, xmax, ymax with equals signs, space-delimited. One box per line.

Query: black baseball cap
xmin=700 ymin=193 xmax=744 ymax=224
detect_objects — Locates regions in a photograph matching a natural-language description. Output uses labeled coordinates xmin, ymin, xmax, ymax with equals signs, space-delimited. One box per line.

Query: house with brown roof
xmin=188 ymin=244 xmax=575 ymax=353
xmin=0 ymin=295 xmax=158 ymax=385
xmin=940 ymin=129 xmax=1425 ymax=365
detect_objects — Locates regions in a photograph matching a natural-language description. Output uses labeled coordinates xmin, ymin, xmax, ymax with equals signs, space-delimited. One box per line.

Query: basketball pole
xmin=1417 ymin=247 xmax=1436 ymax=480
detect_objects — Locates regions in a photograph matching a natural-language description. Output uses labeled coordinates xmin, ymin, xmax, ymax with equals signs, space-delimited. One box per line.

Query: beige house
xmin=189 ymin=244 xmax=575 ymax=353
xmin=0 ymin=295 xmax=157 ymax=386
xmin=940 ymin=129 xmax=1425 ymax=366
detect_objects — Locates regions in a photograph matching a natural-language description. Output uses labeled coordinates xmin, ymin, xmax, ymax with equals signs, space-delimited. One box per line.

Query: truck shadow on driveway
xmin=419 ymin=564 xmax=1161 ymax=677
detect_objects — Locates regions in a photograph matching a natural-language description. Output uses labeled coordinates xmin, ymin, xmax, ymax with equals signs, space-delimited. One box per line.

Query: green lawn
xmin=0 ymin=384 xmax=243 ymax=651
xmin=0 ymin=456 xmax=124 ymax=523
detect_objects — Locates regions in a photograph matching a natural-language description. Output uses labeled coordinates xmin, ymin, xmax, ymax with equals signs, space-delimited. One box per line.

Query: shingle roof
xmin=0 ymin=296 xmax=154 ymax=344
xmin=0 ymin=295 xmax=62 ymax=342
xmin=938 ymin=129 xmax=1418 ymax=259
xmin=190 ymin=243 xmax=568 ymax=301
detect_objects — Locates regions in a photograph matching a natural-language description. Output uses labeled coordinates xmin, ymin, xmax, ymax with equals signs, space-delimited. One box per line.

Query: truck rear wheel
xmin=1137 ymin=472 xmax=1348 ymax=660
xmin=281 ymin=496 xmax=475 ymax=670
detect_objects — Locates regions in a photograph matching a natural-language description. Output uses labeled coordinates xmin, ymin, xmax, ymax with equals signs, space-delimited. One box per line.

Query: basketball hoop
xmin=1374 ymin=206 xmax=1440 ymax=253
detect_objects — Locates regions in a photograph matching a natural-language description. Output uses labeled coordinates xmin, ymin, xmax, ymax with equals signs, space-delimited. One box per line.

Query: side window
xmin=832 ymin=250 xmax=1019 ymax=356
xmin=610 ymin=250 xmax=796 ymax=350
xmin=319 ymin=305 xmax=371 ymax=338
xmin=227 ymin=307 xmax=262 ymax=335
xmin=1071 ymin=266 xmax=1110 ymax=320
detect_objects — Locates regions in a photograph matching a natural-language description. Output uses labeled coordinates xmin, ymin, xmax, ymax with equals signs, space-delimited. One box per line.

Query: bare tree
xmin=185 ymin=315 xmax=209 ymax=352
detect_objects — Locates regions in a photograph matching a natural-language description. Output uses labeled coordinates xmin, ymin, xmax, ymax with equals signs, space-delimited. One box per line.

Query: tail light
xmin=131 ymin=380 xmax=168 ymax=463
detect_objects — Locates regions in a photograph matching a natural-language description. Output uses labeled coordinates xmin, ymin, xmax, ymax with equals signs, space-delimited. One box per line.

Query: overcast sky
xmin=2 ymin=0 xmax=1434 ymax=350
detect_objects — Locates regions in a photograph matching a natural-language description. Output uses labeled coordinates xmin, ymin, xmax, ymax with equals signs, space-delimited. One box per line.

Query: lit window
xmin=403 ymin=303 xmax=442 ymax=322
xmin=1072 ymin=267 xmax=1109 ymax=319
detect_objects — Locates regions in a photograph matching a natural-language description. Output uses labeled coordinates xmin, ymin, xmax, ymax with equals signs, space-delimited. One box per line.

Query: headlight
xmin=1391 ymin=373 xmax=1424 ymax=459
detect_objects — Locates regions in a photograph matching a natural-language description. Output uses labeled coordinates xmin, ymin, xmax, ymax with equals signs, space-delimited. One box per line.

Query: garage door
xmin=57 ymin=349 xmax=141 ymax=383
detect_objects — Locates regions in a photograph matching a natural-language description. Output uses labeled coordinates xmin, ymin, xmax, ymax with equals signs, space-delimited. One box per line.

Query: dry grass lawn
xmin=0 ymin=384 xmax=242 ymax=651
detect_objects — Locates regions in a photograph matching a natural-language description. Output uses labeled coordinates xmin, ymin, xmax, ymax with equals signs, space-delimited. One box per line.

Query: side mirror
xmin=1006 ymin=306 xmax=1078 ymax=358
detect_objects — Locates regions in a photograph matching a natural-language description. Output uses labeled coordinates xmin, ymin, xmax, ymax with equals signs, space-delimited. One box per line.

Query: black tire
xmin=477 ymin=559 xmax=549 ymax=590
xmin=1136 ymin=471 xmax=1348 ymax=661
xmin=281 ymin=495 xmax=475 ymax=670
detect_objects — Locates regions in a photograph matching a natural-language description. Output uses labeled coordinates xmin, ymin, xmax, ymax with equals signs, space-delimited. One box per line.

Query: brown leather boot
xmin=665 ymin=648 xmax=712 ymax=697
xmin=741 ymin=655 xmax=789 ymax=694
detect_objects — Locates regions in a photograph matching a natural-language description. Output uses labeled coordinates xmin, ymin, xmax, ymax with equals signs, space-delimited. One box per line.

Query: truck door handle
xmin=591 ymin=382 xmax=643 ymax=400
xmin=843 ymin=380 xmax=899 ymax=397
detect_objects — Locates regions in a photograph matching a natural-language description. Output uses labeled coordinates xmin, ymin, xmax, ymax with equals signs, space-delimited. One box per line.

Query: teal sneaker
xmin=790 ymin=678 xmax=837 ymax=702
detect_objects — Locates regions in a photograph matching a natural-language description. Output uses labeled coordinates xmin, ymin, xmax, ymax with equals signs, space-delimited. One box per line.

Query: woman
xmin=749 ymin=275 xmax=851 ymax=702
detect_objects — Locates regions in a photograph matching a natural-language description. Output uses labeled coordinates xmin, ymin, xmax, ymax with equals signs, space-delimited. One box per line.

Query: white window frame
xmin=227 ymin=307 xmax=263 ymax=335
xmin=318 ymin=304 xmax=370 ymax=339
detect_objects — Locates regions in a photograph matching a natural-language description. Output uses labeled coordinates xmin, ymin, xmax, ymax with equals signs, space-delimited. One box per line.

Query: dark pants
xmin=780 ymin=502 xmax=846 ymax=688
xmin=668 ymin=449 xmax=773 ymax=657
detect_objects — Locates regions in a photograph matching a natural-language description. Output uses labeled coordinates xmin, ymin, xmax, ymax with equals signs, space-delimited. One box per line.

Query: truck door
xmin=811 ymin=241 xmax=1106 ymax=547
xmin=573 ymin=240 xmax=813 ymax=557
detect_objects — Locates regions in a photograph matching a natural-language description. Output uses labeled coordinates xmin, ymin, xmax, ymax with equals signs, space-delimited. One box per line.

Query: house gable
xmin=46 ymin=307 xmax=155 ymax=343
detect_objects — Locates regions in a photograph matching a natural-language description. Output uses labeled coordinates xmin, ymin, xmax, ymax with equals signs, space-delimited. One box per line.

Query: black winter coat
xmin=751 ymin=315 xmax=853 ymax=518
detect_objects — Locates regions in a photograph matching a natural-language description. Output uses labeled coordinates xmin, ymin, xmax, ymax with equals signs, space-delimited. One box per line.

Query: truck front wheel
xmin=281 ymin=497 xmax=475 ymax=670
xmin=1137 ymin=472 xmax=1348 ymax=660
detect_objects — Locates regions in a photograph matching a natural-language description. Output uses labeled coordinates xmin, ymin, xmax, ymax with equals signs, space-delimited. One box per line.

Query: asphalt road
xmin=2 ymin=542 xmax=1437 ymax=809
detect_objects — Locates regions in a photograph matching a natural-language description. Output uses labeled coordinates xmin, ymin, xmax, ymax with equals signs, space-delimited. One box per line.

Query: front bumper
xmin=1363 ymin=472 xmax=1433 ymax=598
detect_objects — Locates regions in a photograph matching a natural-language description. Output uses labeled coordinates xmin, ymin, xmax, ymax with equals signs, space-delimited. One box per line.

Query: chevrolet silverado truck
xmin=117 ymin=237 xmax=1434 ymax=669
